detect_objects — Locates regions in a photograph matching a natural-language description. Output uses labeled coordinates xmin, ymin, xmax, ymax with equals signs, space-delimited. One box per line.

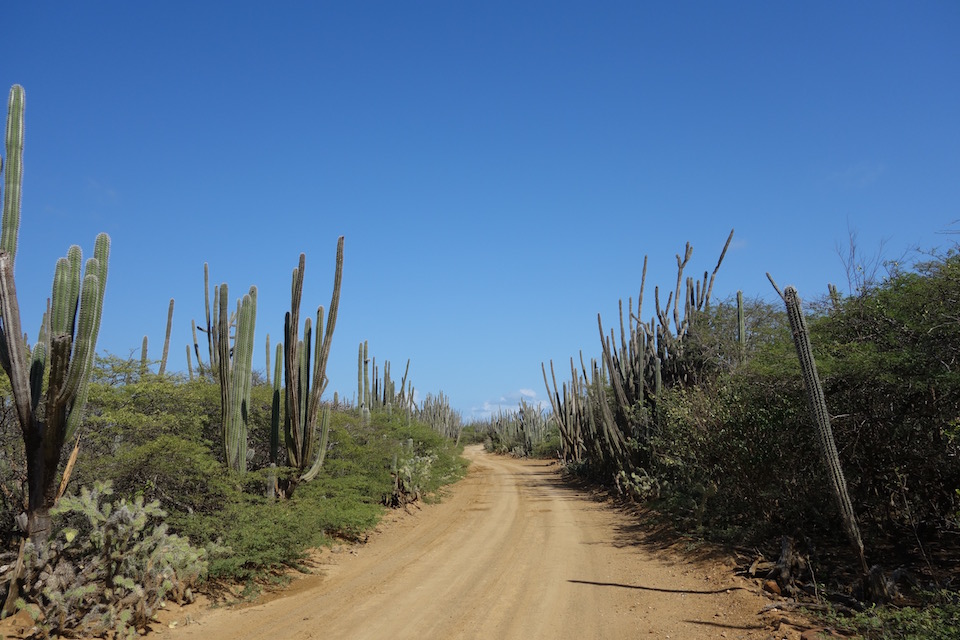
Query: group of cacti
xmin=416 ymin=391 xmax=463 ymax=441
xmin=481 ymin=398 xmax=552 ymax=456
xmin=1 ymin=82 xmax=872 ymax=591
xmin=189 ymin=239 xmax=345 ymax=484
xmin=0 ymin=83 xmax=345 ymax=512
xmin=543 ymin=230 xmax=736 ymax=472
xmin=282 ymin=241 xmax=343 ymax=482
xmin=357 ymin=341 xmax=414 ymax=421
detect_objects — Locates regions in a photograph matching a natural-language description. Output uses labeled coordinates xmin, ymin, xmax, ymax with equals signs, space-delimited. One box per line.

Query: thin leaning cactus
xmin=782 ymin=284 xmax=868 ymax=574
xmin=0 ymin=85 xmax=110 ymax=541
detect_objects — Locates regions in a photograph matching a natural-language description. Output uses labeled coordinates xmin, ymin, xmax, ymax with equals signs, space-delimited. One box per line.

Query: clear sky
xmin=3 ymin=2 xmax=958 ymax=420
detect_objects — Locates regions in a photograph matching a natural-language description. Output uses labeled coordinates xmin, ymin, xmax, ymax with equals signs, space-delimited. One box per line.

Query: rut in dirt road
xmin=161 ymin=445 xmax=775 ymax=640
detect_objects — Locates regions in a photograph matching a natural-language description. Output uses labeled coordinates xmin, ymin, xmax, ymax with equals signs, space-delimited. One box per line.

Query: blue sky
xmin=3 ymin=2 xmax=958 ymax=420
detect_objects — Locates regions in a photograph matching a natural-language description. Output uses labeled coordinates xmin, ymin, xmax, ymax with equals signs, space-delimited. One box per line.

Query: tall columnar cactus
xmin=269 ymin=342 xmax=282 ymax=465
xmin=159 ymin=298 xmax=174 ymax=375
xmin=282 ymin=237 xmax=344 ymax=482
xmin=357 ymin=339 xmax=370 ymax=424
xmin=189 ymin=263 xmax=218 ymax=380
xmin=139 ymin=335 xmax=149 ymax=376
xmin=783 ymin=285 xmax=868 ymax=574
xmin=216 ymin=283 xmax=257 ymax=473
xmin=0 ymin=85 xmax=110 ymax=541
xmin=357 ymin=341 xmax=364 ymax=409
xmin=736 ymin=290 xmax=746 ymax=365
xmin=185 ymin=344 xmax=194 ymax=380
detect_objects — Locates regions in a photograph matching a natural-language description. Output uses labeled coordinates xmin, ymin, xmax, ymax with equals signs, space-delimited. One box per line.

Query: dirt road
xmin=159 ymin=446 xmax=798 ymax=639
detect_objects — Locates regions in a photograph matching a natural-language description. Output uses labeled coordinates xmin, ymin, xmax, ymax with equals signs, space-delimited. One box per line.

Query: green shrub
xmin=819 ymin=596 xmax=960 ymax=640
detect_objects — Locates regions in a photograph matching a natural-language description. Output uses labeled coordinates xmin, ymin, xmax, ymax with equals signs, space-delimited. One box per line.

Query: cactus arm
xmin=232 ymin=287 xmax=256 ymax=472
xmin=269 ymin=342 xmax=282 ymax=465
xmin=204 ymin=263 xmax=213 ymax=369
xmin=703 ymin=228 xmax=734 ymax=307
xmin=216 ymin=284 xmax=232 ymax=465
xmin=191 ymin=319 xmax=204 ymax=376
xmin=29 ymin=304 xmax=49 ymax=411
xmin=1 ymin=86 xmax=24 ymax=260
xmin=50 ymin=249 xmax=81 ymax=337
xmin=301 ymin=319 xmax=312 ymax=454
xmin=56 ymin=269 xmax=99 ymax=409
xmin=314 ymin=236 xmax=343 ymax=397
xmin=299 ymin=405 xmax=330 ymax=482
xmin=283 ymin=255 xmax=305 ymax=467
xmin=0 ymin=252 xmax=34 ymax=432
xmin=213 ymin=281 xmax=255 ymax=473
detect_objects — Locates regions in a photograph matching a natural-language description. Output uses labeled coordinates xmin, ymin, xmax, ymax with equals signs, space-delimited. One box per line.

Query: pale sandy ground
xmin=2 ymin=445 xmax=817 ymax=639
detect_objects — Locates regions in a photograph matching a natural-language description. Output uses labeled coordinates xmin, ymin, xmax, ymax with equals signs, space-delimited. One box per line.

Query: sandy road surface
xmin=158 ymin=446 xmax=793 ymax=640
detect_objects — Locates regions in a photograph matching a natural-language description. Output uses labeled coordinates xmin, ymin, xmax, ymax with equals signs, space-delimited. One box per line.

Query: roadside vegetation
xmin=2 ymin=82 xmax=958 ymax=638
xmin=0 ymin=365 xmax=467 ymax=634
xmin=470 ymin=234 xmax=960 ymax=639
xmin=0 ymin=84 xmax=467 ymax=638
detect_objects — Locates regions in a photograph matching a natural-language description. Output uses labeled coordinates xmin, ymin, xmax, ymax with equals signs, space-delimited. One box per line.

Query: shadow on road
xmin=566 ymin=579 xmax=747 ymax=595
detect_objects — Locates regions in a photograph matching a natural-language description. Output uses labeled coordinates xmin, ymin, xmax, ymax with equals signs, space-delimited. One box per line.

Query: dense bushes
xmin=0 ymin=366 xmax=467 ymax=602
xmin=548 ymin=248 xmax=960 ymax=582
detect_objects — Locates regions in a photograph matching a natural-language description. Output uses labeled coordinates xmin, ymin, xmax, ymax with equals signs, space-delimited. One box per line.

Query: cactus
xmin=357 ymin=341 xmax=363 ymax=410
xmin=416 ymin=391 xmax=463 ymax=441
xmin=185 ymin=344 xmax=194 ymax=380
xmin=0 ymin=85 xmax=110 ymax=541
xmin=190 ymin=319 xmax=205 ymax=377
xmin=264 ymin=333 xmax=271 ymax=387
xmin=358 ymin=340 xmax=370 ymax=424
xmin=159 ymin=298 xmax=174 ymax=375
xmin=362 ymin=340 xmax=370 ymax=411
xmin=269 ymin=342 xmax=282 ymax=464
xmin=736 ymin=290 xmax=745 ymax=364
xmin=783 ymin=285 xmax=868 ymax=574
xmin=282 ymin=237 xmax=343 ymax=481
xmin=543 ymin=231 xmax=734 ymax=474
xmin=216 ymin=283 xmax=257 ymax=473
xmin=362 ymin=346 xmax=413 ymax=416
xmin=140 ymin=335 xmax=149 ymax=376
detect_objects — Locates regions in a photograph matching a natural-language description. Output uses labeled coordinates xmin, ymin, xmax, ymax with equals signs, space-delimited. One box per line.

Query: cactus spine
xmin=282 ymin=237 xmax=344 ymax=481
xmin=0 ymin=85 xmax=110 ymax=541
xmin=783 ymin=285 xmax=868 ymax=574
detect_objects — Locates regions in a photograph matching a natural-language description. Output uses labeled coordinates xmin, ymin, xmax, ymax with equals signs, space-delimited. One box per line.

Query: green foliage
xmin=818 ymin=595 xmax=960 ymax=640
xmin=18 ymin=481 xmax=206 ymax=638
xmin=550 ymin=244 xmax=960 ymax=606
xmin=35 ymin=374 xmax=466 ymax=586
